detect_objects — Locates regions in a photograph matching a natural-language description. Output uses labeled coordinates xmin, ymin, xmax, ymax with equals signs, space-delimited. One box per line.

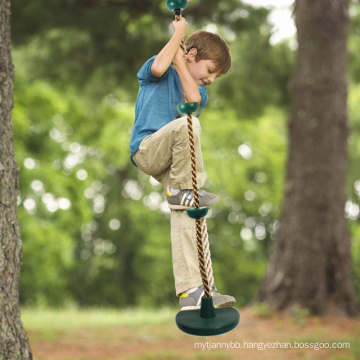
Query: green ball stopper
xmin=177 ymin=102 xmax=200 ymax=115
xmin=186 ymin=208 xmax=209 ymax=219
xmin=166 ymin=0 xmax=188 ymax=11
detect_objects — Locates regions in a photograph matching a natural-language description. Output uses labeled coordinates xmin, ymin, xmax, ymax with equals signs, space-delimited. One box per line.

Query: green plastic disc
xmin=186 ymin=208 xmax=208 ymax=219
xmin=177 ymin=102 xmax=200 ymax=115
xmin=166 ymin=0 xmax=188 ymax=11
xmin=176 ymin=296 xmax=240 ymax=336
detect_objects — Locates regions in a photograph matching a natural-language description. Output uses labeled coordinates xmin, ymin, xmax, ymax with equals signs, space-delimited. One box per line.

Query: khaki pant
xmin=132 ymin=116 xmax=205 ymax=295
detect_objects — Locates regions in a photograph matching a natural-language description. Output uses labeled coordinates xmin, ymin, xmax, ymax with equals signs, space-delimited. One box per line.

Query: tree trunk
xmin=258 ymin=0 xmax=358 ymax=315
xmin=0 ymin=0 xmax=33 ymax=358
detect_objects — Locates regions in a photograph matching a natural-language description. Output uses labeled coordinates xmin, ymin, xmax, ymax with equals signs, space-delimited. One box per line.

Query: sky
xmin=242 ymin=0 xmax=296 ymax=44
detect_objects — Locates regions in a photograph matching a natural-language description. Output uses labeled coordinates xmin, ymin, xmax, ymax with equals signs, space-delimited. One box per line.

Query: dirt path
xmin=29 ymin=307 xmax=359 ymax=360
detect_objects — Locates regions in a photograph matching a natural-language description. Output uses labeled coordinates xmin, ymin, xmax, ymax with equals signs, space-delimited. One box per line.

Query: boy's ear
xmin=186 ymin=48 xmax=198 ymax=62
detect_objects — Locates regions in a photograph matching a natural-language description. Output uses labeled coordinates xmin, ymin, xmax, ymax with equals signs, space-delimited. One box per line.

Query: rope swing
xmin=166 ymin=0 xmax=240 ymax=336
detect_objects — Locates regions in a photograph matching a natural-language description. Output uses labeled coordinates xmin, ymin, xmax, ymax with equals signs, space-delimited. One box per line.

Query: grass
xmin=21 ymin=306 xmax=360 ymax=360
xmin=21 ymin=306 xmax=176 ymax=331
xmin=126 ymin=351 xmax=233 ymax=360
xmin=22 ymin=306 xmax=178 ymax=343
xmin=250 ymin=302 xmax=275 ymax=318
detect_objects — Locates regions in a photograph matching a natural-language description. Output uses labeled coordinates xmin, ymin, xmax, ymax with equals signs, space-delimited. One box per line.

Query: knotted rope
xmin=175 ymin=13 xmax=214 ymax=298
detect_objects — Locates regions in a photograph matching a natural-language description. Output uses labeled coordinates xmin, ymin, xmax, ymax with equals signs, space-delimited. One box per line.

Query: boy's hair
xmin=185 ymin=31 xmax=232 ymax=75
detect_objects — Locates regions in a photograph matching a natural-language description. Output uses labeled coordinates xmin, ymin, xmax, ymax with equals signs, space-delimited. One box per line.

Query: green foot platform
xmin=176 ymin=296 xmax=240 ymax=336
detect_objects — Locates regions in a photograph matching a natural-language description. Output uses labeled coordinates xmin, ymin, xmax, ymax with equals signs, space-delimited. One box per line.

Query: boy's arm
xmin=151 ymin=18 xmax=188 ymax=77
xmin=173 ymin=48 xmax=202 ymax=103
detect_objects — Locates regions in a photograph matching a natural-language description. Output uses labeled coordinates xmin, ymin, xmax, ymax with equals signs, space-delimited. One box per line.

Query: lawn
xmin=21 ymin=306 xmax=360 ymax=360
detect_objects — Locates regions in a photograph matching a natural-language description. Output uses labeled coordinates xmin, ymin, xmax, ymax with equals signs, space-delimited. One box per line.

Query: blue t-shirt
xmin=130 ymin=56 xmax=208 ymax=163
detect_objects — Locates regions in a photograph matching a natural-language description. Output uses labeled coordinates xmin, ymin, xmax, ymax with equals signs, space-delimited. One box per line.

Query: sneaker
xmin=179 ymin=287 xmax=204 ymax=311
xmin=166 ymin=187 xmax=219 ymax=210
xmin=179 ymin=285 xmax=236 ymax=311
xmin=210 ymin=285 xmax=236 ymax=309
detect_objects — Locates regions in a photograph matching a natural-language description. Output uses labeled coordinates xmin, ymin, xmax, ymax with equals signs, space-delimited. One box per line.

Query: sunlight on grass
xmin=21 ymin=307 xmax=176 ymax=331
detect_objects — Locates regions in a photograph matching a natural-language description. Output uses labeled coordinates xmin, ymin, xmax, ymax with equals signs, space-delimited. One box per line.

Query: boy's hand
xmin=173 ymin=47 xmax=186 ymax=67
xmin=172 ymin=17 xmax=188 ymax=39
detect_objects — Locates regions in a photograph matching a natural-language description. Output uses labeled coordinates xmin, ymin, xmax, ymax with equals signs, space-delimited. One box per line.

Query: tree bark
xmin=258 ymin=0 xmax=358 ymax=315
xmin=0 ymin=0 xmax=33 ymax=358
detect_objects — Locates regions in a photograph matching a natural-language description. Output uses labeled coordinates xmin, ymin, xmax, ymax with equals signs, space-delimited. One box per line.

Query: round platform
xmin=176 ymin=297 xmax=240 ymax=336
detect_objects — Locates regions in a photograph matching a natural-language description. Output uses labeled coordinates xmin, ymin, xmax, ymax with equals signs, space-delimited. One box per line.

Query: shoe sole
xmin=168 ymin=204 xmax=209 ymax=210
xmin=180 ymin=301 xmax=236 ymax=311
xmin=215 ymin=301 xmax=236 ymax=308
xmin=180 ymin=305 xmax=201 ymax=311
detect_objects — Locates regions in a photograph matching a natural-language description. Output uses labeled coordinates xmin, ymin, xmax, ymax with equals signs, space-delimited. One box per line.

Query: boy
xmin=130 ymin=17 xmax=235 ymax=310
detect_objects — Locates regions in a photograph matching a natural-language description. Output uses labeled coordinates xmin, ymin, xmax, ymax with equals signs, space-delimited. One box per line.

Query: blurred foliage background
xmin=11 ymin=0 xmax=360 ymax=309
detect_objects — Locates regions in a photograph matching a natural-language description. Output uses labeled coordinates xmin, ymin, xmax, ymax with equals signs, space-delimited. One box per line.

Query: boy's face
xmin=185 ymin=49 xmax=221 ymax=87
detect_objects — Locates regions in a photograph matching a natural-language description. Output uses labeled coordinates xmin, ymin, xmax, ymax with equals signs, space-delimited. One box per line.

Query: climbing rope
xmin=175 ymin=12 xmax=214 ymax=298
xmin=168 ymin=1 xmax=240 ymax=337
xmin=201 ymin=218 xmax=214 ymax=289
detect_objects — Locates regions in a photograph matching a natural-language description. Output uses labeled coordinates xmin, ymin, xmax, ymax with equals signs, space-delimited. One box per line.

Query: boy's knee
xmin=176 ymin=116 xmax=201 ymax=136
xmin=192 ymin=116 xmax=200 ymax=129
